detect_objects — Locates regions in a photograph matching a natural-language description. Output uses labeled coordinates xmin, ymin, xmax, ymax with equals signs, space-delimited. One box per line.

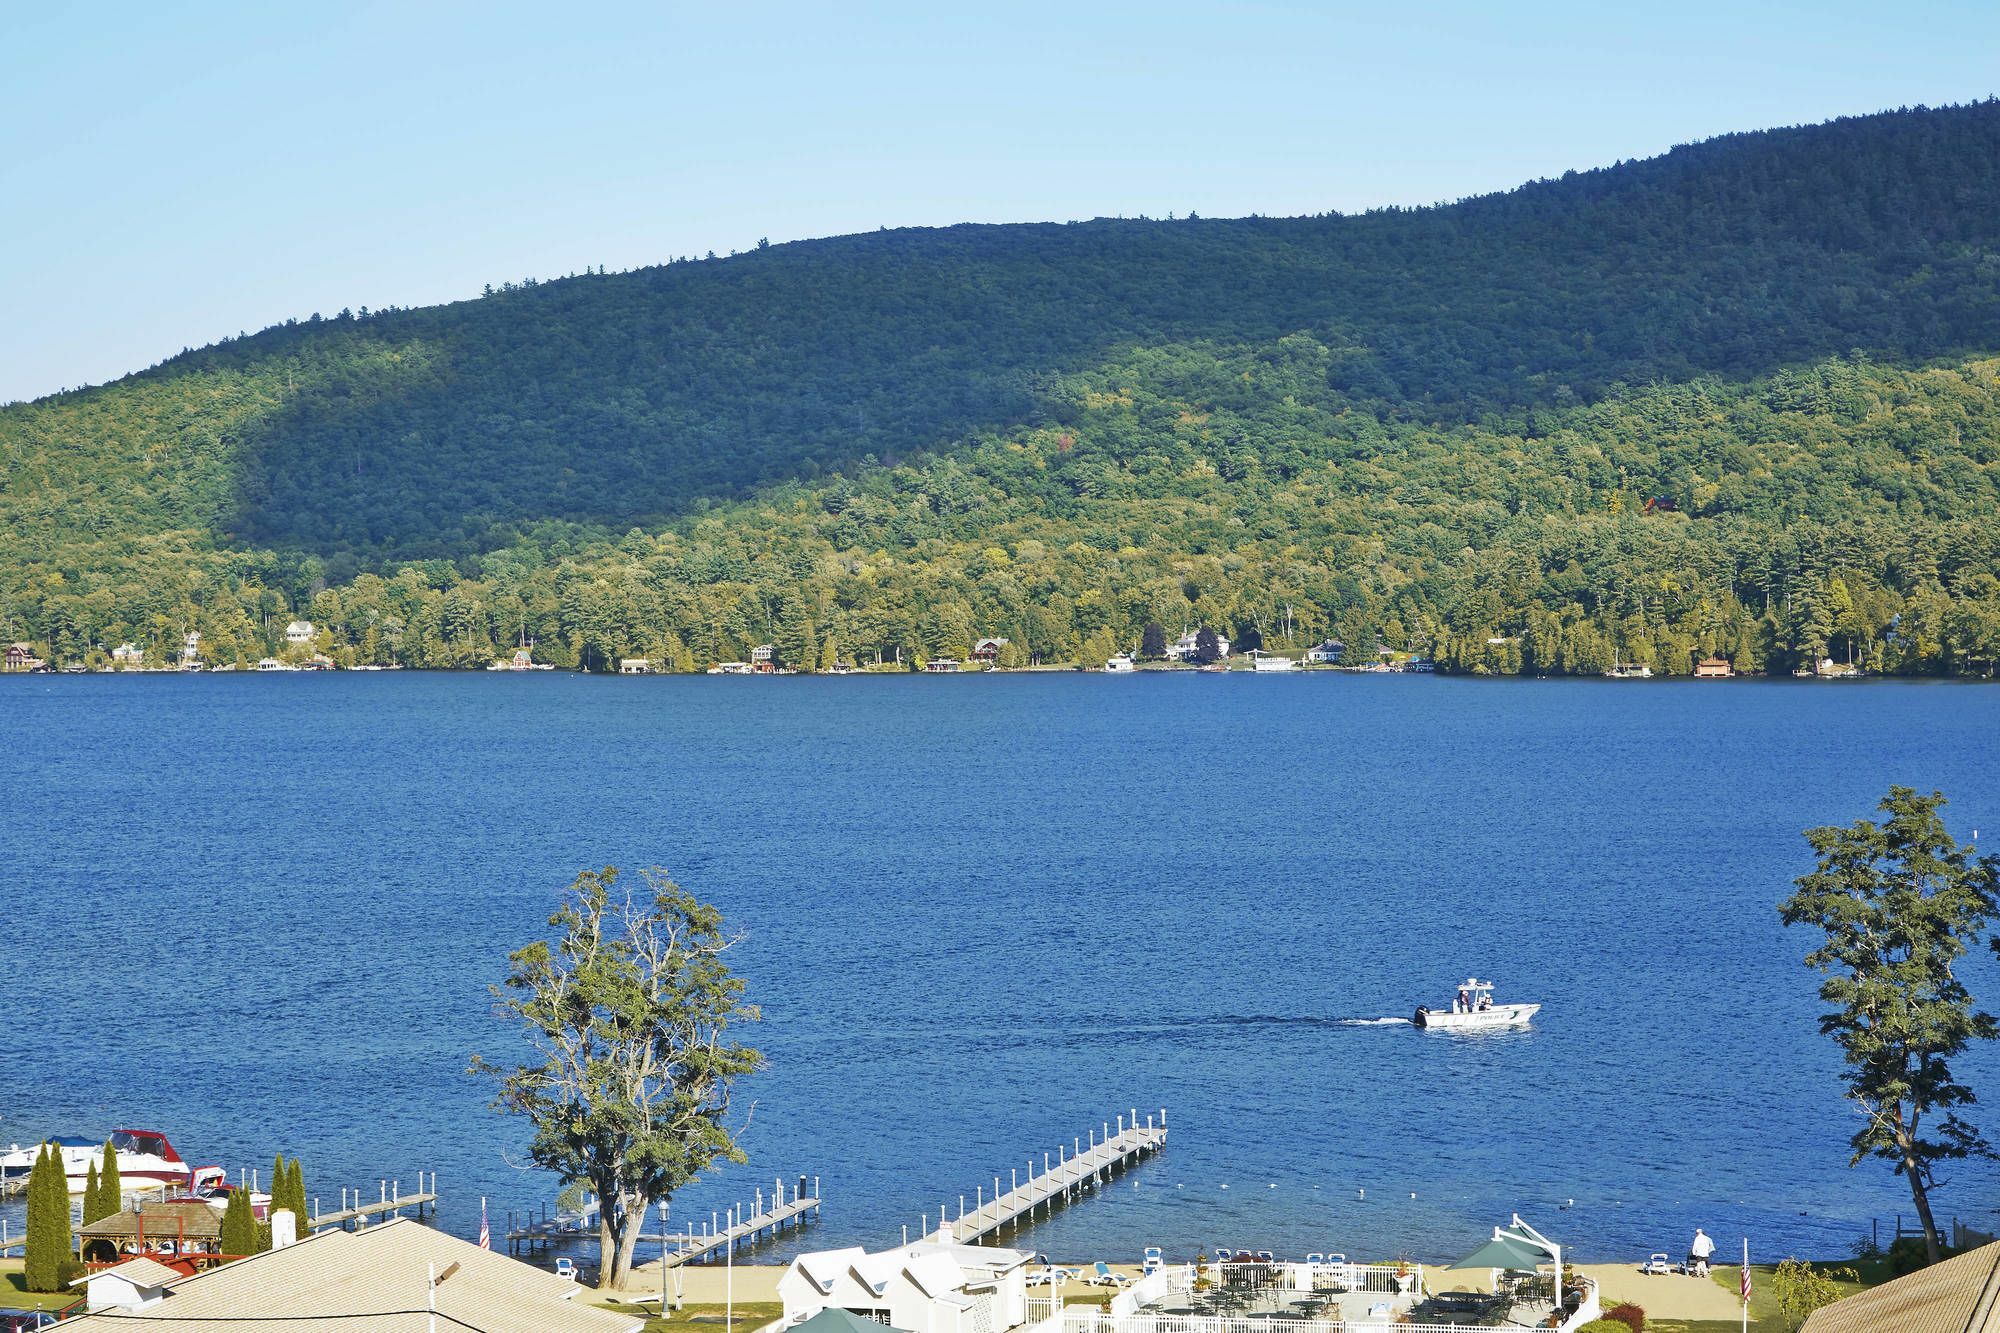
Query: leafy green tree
xmin=472 ymin=866 xmax=764 ymax=1291
xmin=1779 ymin=787 xmax=2000 ymax=1264
xmin=1770 ymin=1257 xmax=1857 ymax=1330
xmin=1140 ymin=622 xmax=1167 ymax=659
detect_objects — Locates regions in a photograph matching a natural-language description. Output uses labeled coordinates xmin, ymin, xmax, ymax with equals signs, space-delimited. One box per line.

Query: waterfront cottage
xmin=1164 ymin=630 xmax=1230 ymax=662
xmin=970 ymin=638 xmax=1008 ymax=663
xmin=780 ymin=1238 xmax=1034 ymax=1333
xmin=1694 ymin=657 xmax=1734 ymax=678
xmin=56 ymin=1216 xmax=639 ymax=1333
xmin=619 ymin=658 xmax=652 ymax=674
xmin=283 ymin=620 xmax=315 ymax=645
xmin=3 ymin=642 xmax=41 ymax=671
xmin=752 ymin=644 xmax=778 ymax=672
xmin=1306 ymin=639 xmax=1345 ymax=664
xmin=112 ymin=643 xmax=145 ymax=665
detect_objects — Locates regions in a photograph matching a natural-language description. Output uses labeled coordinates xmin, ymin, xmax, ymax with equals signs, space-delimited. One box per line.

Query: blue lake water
xmin=4 ymin=672 xmax=2000 ymax=1267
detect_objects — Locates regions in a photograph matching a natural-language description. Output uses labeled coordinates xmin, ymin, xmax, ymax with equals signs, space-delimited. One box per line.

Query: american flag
xmin=1740 ymin=1245 xmax=1752 ymax=1305
xmin=479 ymin=1197 xmax=491 ymax=1250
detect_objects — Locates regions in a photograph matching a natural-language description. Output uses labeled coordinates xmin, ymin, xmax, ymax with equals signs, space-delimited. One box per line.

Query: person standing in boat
xmin=1455 ymin=987 xmax=1470 ymax=1013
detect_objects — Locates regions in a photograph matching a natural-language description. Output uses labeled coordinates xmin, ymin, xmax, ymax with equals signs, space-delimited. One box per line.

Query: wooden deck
xmin=939 ymin=1108 xmax=1167 ymax=1244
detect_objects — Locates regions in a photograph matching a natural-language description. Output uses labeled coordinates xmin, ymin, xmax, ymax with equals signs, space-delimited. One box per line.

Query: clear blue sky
xmin=4 ymin=0 xmax=1997 ymax=404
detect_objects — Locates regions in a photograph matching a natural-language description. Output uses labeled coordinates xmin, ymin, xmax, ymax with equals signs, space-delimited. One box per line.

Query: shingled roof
xmin=1801 ymin=1241 xmax=2000 ymax=1333
xmin=55 ymin=1217 xmax=640 ymax=1333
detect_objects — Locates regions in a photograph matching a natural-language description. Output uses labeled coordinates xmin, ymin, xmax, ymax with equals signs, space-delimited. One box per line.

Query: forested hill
xmin=7 ymin=102 xmax=2000 ymax=677
xmin=11 ymin=100 xmax=2000 ymax=570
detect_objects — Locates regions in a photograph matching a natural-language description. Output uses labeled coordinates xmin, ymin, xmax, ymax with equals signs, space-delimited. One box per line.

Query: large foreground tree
xmin=1780 ymin=786 xmax=2000 ymax=1264
xmin=473 ymin=866 xmax=763 ymax=1291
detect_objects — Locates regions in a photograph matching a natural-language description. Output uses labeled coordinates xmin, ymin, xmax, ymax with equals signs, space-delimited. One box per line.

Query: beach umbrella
xmin=1447 ymin=1233 xmax=1548 ymax=1272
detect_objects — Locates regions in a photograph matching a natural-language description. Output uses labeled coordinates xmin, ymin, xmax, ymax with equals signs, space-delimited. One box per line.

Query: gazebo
xmin=78 ymin=1200 xmax=225 ymax=1269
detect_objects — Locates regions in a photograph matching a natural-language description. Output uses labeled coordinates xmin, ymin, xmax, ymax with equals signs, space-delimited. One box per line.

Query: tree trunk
xmin=1905 ymin=1153 xmax=1942 ymax=1266
xmin=598 ymin=1210 xmax=621 ymax=1292
xmin=612 ymin=1199 xmax=646 ymax=1292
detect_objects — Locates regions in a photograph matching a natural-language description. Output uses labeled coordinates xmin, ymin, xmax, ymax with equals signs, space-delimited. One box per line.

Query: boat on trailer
xmin=1414 ymin=979 xmax=1539 ymax=1030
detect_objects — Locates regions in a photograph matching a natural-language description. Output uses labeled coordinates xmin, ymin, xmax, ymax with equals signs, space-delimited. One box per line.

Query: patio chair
xmin=1143 ymin=1246 xmax=1163 ymax=1274
xmin=1640 ymin=1252 xmax=1674 ymax=1276
xmin=1304 ymin=1253 xmax=1323 ymax=1265
xmin=1089 ymin=1261 xmax=1132 ymax=1287
xmin=553 ymin=1257 xmax=576 ymax=1281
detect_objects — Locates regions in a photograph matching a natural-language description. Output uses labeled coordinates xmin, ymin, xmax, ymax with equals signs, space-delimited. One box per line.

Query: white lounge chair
xmin=1142 ymin=1247 xmax=1163 ymax=1274
xmin=554 ymin=1256 xmax=577 ymax=1281
xmin=1640 ymin=1253 xmax=1674 ymax=1276
xmin=1089 ymin=1262 xmax=1132 ymax=1287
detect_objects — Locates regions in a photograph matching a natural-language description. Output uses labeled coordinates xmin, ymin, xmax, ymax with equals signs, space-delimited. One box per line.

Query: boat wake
xmin=1334 ymin=1016 xmax=1412 ymax=1026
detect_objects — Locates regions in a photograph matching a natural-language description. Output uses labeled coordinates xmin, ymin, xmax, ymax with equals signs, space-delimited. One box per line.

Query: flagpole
xmin=727 ymin=1203 xmax=735 ymax=1333
xmin=1741 ymin=1238 xmax=1749 ymax=1333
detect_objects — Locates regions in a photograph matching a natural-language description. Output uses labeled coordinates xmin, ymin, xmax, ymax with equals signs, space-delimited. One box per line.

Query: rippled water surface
xmin=5 ymin=672 xmax=2000 ymax=1264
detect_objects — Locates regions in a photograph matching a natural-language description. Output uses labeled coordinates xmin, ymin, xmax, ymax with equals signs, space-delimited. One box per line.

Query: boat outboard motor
xmin=1413 ymin=1005 xmax=1429 ymax=1025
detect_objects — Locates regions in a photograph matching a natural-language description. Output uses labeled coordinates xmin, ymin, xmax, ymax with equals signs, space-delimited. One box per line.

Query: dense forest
xmin=5 ymin=103 xmax=2000 ymax=676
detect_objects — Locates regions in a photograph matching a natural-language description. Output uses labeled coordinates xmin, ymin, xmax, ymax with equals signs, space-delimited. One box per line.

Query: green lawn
xmin=1627 ymin=1261 xmax=1876 ymax=1333
xmin=0 ymin=1260 xmax=85 ymax=1314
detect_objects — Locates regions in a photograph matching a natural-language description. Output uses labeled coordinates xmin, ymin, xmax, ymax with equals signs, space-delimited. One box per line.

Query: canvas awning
xmin=792 ymin=1309 xmax=914 ymax=1333
xmin=1448 ymin=1234 xmax=1549 ymax=1272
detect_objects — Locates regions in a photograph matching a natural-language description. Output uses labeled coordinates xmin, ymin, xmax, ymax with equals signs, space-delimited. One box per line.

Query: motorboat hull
xmin=1414 ymin=1003 xmax=1540 ymax=1030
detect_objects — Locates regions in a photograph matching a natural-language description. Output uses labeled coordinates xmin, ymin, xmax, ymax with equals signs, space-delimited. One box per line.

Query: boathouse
xmin=1694 ymin=657 xmax=1734 ymax=678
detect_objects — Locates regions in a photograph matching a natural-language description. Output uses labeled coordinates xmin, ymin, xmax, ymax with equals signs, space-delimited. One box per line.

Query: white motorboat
xmin=1414 ymin=979 xmax=1539 ymax=1030
xmin=0 ymin=1129 xmax=216 ymax=1194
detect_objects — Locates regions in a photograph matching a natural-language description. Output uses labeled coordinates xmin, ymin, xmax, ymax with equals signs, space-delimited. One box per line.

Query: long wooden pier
xmin=923 ymin=1108 xmax=1166 ymax=1244
xmin=662 ymin=1176 xmax=822 ymax=1268
xmin=306 ymin=1173 xmax=438 ymax=1231
xmin=509 ymin=1175 xmax=821 ymax=1265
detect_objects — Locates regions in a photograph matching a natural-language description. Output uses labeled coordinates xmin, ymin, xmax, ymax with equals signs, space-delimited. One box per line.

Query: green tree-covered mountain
xmin=6 ymin=102 xmax=2000 ymax=675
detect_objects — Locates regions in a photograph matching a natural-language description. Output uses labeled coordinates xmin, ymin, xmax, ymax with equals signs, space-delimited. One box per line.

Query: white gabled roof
xmin=796 ymin=1246 xmax=870 ymax=1294
xmin=71 ymin=1256 xmax=183 ymax=1289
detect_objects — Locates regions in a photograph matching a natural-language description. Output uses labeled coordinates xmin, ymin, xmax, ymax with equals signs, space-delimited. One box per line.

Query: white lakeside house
xmin=779 ymin=1237 xmax=1035 ymax=1333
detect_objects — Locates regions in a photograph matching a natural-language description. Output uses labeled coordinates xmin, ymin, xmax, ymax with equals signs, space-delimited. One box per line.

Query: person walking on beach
xmin=1688 ymin=1227 xmax=1714 ymax=1276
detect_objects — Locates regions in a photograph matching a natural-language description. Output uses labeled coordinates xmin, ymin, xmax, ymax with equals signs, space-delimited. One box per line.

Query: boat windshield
xmin=110 ymin=1131 xmax=169 ymax=1157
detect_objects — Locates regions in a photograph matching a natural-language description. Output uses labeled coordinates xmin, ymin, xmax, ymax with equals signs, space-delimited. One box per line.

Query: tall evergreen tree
xmin=82 ymin=1161 xmax=103 ymax=1228
xmin=97 ymin=1139 xmax=121 ymax=1218
xmin=219 ymin=1183 xmax=256 ymax=1258
xmin=24 ymin=1144 xmax=71 ymax=1292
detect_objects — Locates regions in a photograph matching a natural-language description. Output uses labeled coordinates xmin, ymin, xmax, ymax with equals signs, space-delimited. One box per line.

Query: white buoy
xmin=1268 ymin=1183 xmax=1276 ymax=1189
xmin=1357 ymin=1188 xmax=1365 ymax=1200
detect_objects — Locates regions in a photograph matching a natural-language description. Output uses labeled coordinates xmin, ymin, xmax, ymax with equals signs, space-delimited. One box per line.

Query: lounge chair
xmin=1142 ymin=1247 xmax=1163 ymax=1274
xmin=1089 ymin=1261 xmax=1132 ymax=1287
xmin=1640 ymin=1253 xmax=1674 ymax=1276
xmin=554 ymin=1257 xmax=577 ymax=1281
xmin=1304 ymin=1253 xmax=1323 ymax=1265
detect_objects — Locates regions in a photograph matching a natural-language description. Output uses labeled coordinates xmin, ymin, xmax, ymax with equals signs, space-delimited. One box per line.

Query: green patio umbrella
xmin=1447 ymin=1233 xmax=1549 ymax=1271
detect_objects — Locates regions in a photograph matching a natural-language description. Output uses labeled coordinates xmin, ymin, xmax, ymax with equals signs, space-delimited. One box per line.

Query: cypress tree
xmin=82 ymin=1161 xmax=102 ymax=1228
xmin=287 ymin=1157 xmax=308 ymax=1227
xmin=97 ymin=1140 xmax=122 ymax=1219
xmin=24 ymin=1144 xmax=70 ymax=1292
xmin=220 ymin=1183 xmax=254 ymax=1258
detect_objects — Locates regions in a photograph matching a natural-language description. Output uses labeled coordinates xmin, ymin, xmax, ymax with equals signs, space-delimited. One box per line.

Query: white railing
xmin=1025 ymin=1297 xmax=1059 ymax=1324
xmin=1059 ymin=1317 xmax=1470 ymax=1333
xmin=1555 ymin=1275 xmax=1601 ymax=1332
xmin=1110 ymin=1268 xmax=1175 ymax=1318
